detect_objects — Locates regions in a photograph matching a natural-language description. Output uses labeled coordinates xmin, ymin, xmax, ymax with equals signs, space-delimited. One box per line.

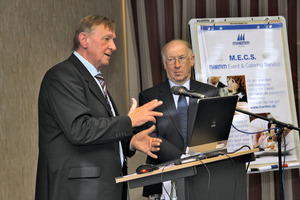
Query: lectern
xmin=116 ymin=149 xmax=258 ymax=200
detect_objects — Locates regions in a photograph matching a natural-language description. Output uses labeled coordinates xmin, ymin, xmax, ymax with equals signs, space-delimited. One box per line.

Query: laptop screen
xmin=187 ymin=95 xmax=238 ymax=155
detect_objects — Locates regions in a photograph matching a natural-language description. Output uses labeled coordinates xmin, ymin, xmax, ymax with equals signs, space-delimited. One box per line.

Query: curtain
xmin=126 ymin=0 xmax=299 ymax=199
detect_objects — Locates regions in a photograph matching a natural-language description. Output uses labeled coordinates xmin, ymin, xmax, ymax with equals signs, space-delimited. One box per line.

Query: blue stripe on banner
xmin=200 ymin=23 xmax=283 ymax=31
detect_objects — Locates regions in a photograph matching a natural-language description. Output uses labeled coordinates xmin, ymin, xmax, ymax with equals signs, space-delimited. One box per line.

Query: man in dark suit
xmin=139 ymin=40 xmax=218 ymax=197
xmin=35 ymin=15 xmax=163 ymax=200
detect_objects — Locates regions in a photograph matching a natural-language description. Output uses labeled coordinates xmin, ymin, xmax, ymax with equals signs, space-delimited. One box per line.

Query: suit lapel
xmin=187 ymin=80 xmax=201 ymax=145
xmin=107 ymin=91 xmax=119 ymax=116
xmin=68 ymin=54 xmax=114 ymax=116
xmin=159 ymin=81 xmax=183 ymax=137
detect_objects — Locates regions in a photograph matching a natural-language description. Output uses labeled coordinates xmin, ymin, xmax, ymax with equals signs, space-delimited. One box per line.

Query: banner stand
xmin=189 ymin=16 xmax=300 ymax=199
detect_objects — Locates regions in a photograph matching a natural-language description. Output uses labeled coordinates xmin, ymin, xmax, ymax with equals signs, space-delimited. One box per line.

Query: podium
xmin=116 ymin=149 xmax=258 ymax=200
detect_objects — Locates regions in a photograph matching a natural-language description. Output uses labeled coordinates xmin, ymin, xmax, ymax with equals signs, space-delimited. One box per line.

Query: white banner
xmin=189 ymin=17 xmax=299 ymax=169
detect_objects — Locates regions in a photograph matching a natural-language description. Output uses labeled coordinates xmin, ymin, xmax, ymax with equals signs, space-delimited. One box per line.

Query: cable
xmin=160 ymin=163 xmax=173 ymax=199
xmin=227 ymin=145 xmax=251 ymax=154
xmin=246 ymin=161 xmax=251 ymax=172
xmin=196 ymin=157 xmax=211 ymax=200
xmin=226 ymin=145 xmax=251 ymax=173
xmin=282 ymin=133 xmax=286 ymax=200
xmin=231 ymin=124 xmax=279 ymax=135
xmin=227 ymin=154 xmax=237 ymax=200
xmin=220 ymin=153 xmax=237 ymax=200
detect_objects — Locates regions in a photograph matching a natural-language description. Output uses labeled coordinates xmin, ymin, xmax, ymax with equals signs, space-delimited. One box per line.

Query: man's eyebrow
xmin=168 ymin=54 xmax=186 ymax=58
xmin=103 ymin=33 xmax=116 ymax=39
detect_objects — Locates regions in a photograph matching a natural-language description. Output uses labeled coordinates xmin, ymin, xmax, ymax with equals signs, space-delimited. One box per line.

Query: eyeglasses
xmin=165 ymin=56 xmax=192 ymax=65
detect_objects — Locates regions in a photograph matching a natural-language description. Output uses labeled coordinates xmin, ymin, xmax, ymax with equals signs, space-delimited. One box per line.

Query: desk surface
xmin=116 ymin=148 xmax=258 ymax=184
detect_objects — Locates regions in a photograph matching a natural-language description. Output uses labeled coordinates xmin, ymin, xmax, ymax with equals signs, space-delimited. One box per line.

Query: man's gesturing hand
xmin=128 ymin=98 xmax=163 ymax=127
xmin=130 ymin=125 xmax=162 ymax=159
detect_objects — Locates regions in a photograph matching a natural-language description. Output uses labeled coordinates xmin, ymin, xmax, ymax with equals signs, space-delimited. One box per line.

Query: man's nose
xmin=174 ymin=59 xmax=181 ymax=67
xmin=109 ymin=40 xmax=117 ymax=51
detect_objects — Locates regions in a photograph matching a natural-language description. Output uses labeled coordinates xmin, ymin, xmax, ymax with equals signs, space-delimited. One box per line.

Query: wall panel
xmin=0 ymin=0 xmax=125 ymax=199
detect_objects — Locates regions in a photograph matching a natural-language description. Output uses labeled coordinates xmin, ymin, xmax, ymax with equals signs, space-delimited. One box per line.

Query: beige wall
xmin=0 ymin=0 xmax=129 ymax=199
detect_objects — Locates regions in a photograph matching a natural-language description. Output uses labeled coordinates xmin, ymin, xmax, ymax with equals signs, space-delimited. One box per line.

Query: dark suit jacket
xmin=35 ymin=54 xmax=134 ymax=200
xmin=139 ymin=80 xmax=218 ymax=196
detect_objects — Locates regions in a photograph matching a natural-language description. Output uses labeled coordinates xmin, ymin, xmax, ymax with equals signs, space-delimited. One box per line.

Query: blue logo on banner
xmin=233 ymin=34 xmax=250 ymax=46
xmin=237 ymin=34 xmax=245 ymax=41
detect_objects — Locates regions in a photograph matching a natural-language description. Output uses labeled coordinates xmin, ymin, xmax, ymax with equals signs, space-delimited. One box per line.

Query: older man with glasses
xmin=138 ymin=39 xmax=219 ymax=198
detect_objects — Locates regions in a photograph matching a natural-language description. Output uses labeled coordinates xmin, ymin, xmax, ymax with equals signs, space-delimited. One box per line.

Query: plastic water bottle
xmin=170 ymin=180 xmax=178 ymax=200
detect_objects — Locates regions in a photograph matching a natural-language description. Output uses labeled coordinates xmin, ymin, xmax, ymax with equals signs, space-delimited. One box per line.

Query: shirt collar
xmin=168 ymin=79 xmax=190 ymax=92
xmin=73 ymin=51 xmax=101 ymax=77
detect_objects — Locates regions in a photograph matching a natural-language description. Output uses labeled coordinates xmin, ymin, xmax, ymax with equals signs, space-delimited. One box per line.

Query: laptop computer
xmin=186 ymin=95 xmax=238 ymax=157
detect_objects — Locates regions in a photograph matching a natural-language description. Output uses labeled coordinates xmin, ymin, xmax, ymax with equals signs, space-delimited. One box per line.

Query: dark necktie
xmin=177 ymin=92 xmax=188 ymax=149
xmin=95 ymin=73 xmax=124 ymax=165
xmin=95 ymin=74 xmax=112 ymax=110
xmin=95 ymin=74 xmax=108 ymax=98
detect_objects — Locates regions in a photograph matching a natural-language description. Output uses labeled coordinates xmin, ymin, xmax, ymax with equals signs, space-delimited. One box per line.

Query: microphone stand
xmin=235 ymin=108 xmax=300 ymax=200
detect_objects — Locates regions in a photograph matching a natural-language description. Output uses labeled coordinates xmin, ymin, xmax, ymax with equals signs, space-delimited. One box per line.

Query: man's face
xmin=163 ymin=42 xmax=194 ymax=85
xmin=86 ymin=24 xmax=117 ymax=69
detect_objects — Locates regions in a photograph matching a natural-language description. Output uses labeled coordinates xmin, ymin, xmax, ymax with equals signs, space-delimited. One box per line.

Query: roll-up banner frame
xmin=189 ymin=16 xmax=300 ymax=172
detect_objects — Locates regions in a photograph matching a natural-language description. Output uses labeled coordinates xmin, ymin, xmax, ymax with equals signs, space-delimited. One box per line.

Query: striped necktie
xmin=95 ymin=74 xmax=109 ymax=99
xmin=95 ymin=73 xmax=124 ymax=166
xmin=95 ymin=74 xmax=112 ymax=110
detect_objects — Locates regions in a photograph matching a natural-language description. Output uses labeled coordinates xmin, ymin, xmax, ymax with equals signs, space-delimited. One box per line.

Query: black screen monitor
xmin=187 ymin=95 xmax=238 ymax=155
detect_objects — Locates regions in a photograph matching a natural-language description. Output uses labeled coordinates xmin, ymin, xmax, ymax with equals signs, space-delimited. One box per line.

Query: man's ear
xmin=79 ymin=32 xmax=88 ymax=49
xmin=162 ymin=58 xmax=167 ymax=70
xmin=190 ymin=54 xmax=195 ymax=67
xmin=163 ymin=62 xmax=167 ymax=70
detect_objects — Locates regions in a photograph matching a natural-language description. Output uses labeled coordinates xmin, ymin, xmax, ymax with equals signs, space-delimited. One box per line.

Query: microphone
xmin=171 ymin=86 xmax=205 ymax=99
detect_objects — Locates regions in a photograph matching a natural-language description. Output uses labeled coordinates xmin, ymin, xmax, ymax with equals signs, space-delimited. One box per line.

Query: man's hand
xmin=128 ymin=98 xmax=163 ymax=127
xmin=130 ymin=125 xmax=162 ymax=159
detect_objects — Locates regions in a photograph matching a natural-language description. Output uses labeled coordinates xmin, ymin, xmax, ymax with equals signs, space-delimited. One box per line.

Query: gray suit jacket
xmin=35 ymin=54 xmax=134 ymax=200
xmin=139 ymin=80 xmax=218 ymax=196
